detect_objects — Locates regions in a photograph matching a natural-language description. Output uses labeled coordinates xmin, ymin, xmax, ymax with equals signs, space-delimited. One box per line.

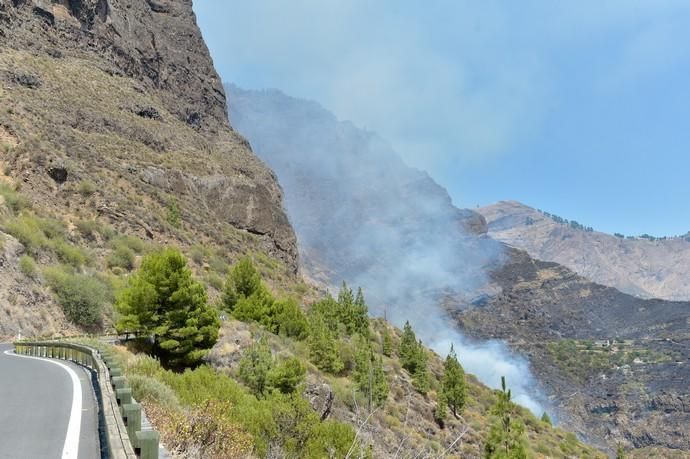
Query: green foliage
xmin=540 ymin=412 xmax=552 ymax=425
xmin=275 ymin=297 xmax=309 ymax=339
xmin=53 ymin=239 xmax=89 ymax=267
xmin=124 ymin=355 xmax=356 ymax=458
xmin=238 ymin=337 xmax=273 ymax=396
xmin=307 ymin=312 xmax=344 ymax=374
xmin=223 ymin=256 xmax=262 ymax=312
xmin=166 ymin=198 xmax=181 ymax=228
xmin=18 ymin=254 xmax=37 ymax=278
xmin=267 ymin=357 xmax=306 ymax=394
xmin=382 ymin=326 xmax=393 ymax=357
xmin=412 ymin=342 xmax=430 ymax=395
xmin=371 ymin=355 xmax=389 ymax=407
xmin=441 ymin=344 xmax=466 ymax=417
xmin=484 ymin=377 xmax=528 ymax=459
xmin=435 ymin=392 xmax=448 ymax=426
xmin=0 ymin=183 xmax=30 ymax=214
xmin=616 ymin=443 xmax=625 ymax=459
xmin=232 ymin=284 xmax=275 ymax=326
xmin=77 ymin=180 xmax=96 ymax=197
xmin=352 ymin=335 xmax=389 ymax=408
xmin=107 ymin=244 xmax=135 ymax=270
xmin=75 ymin=219 xmax=100 ymax=239
xmin=115 ymin=248 xmax=220 ymax=368
xmin=127 ymin=374 xmax=180 ymax=409
xmin=309 ymin=282 xmax=369 ymax=338
xmin=400 ymin=321 xmax=419 ymax=372
xmin=44 ymin=266 xmax=108 ymax=330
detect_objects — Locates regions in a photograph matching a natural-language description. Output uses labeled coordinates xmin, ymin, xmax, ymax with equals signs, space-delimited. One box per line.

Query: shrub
xmin=75 ymin=219 xmax=100 ymax=239
xmin=267 ymin=357 xmax=306 ymax=394
xmin=44 ymin=267 xmax=108 ymax=330
xmin=0 ymin=183 xmax=30 ymax=214
xmin=4 ymin=215 xmax=48 ymax=254
xmin=127 ymin=374 xmax=180 ymax=409
xmin=166 ymin=199 xmax=181 ymax=228
xmin=275 ymin=298 xmax=309 ymax=339
xmin=77 ymin=180 xmax=97 ymax=197
xmin=107 ymin=245 xmax=135 ymax=271
xmin=53 ymin=240 xmax=89 ymax=267
xmin=18 ymin=255 xmax=37 ymax=278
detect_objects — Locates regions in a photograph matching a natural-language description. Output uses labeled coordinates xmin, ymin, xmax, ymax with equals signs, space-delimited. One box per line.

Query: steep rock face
xmin=0 ymin=0 xmax=297 ymax=275
xmin=479 ymin=201 xmax=690 ymax=301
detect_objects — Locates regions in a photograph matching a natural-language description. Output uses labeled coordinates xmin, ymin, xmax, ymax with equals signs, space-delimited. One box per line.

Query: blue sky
xmin=194 ymin=1 xmax=690 ymax=237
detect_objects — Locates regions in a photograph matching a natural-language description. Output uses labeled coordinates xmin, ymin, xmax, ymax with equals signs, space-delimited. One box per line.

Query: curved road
xmin=0 ymin=343 xmax=100 ymax=459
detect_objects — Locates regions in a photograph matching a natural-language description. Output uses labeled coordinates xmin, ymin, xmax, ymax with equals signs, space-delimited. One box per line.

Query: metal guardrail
xmin=13 ymin=342 xmax=159 ymax=459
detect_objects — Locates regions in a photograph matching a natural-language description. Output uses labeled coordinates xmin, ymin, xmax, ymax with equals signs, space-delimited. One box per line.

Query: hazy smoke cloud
xmin=227 ymin=84 xmax=547 ymax=415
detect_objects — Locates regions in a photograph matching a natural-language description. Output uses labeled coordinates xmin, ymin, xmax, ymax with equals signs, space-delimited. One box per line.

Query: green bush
xmin=267 ymin=357 xmax=306 ymax=394
xmin=4 ymin=215 xmax=48 ymax=254
xmin=53 ymin=240 xmax=89 ymax=267
xmin=107 ymin=245 xmax=135 ymax=271
xmin=127 ymin=374 xmax=180 ymax=409
xmin=75 ymin=219 xmax=100 ymax=239
xmin=0 ymin=183 xmax=30 ymax=214
xmin=77 ymin=180 xmax=97 ymax=197
xmin=19 ymin=255 xmax=37 ymax=278
xmin=44 ymin=267 xmax=109 ymax=330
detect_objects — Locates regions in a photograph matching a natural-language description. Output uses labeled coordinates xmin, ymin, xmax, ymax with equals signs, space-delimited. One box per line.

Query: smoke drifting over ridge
xmin=227 ymin=84 xmax=546 ymax=415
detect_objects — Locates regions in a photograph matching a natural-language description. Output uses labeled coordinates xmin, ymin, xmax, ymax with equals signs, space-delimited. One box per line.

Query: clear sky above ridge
xmin=194 ymin=1 xmax=690 ymax=237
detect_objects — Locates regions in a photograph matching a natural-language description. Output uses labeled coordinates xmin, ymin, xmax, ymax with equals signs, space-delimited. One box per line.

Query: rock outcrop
xmin=0 ymin=0 xmax=297 ymax=272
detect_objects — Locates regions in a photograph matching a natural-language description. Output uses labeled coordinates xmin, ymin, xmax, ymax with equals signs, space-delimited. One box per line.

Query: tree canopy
xmin=115 ymin=248 xmax=220 ymax=368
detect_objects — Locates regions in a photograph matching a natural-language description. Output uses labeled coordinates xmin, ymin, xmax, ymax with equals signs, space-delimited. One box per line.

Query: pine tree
xmin=412 ymin=339 xmax=430 ymax=394
xmin=222 ymin=256 xmax=262 ymax=312
xmin=337 ymin=281 xmax=355 ymax=331
xmin=399 ymin=321 xmax=418 ymax=372
xmin=483 ymin=377 xmax=528 ymax=459
xmin=238 ymin=337 xmax=273 ymax=396
xmin=371 ymin=355 xmax=389 ymax=407
xmin=115 ymin=248 xmax=220 ymax=368
xmin=307 ymin=313 xmax=344 ymax=374
xmin=442 ymin=344 xmax=466 ymax=417
xmin=353 ymin=335 xmax=372 ymax=392
xmin=352 ymin=287 xmax=369 ymax=336
xmin=381 ymin=326 xmax=393 ymax=357
xmin=540 ymin=412 xmax=552 ymax=425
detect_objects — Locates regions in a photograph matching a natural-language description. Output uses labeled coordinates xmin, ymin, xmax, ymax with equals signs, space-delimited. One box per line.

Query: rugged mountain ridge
xmin=227 ymin=85 xmax=690 ymax=455
xmin=479 ymin=200 xmax=690 ymax=301
xmin=0 ymin=0 xmax=297 ymax=338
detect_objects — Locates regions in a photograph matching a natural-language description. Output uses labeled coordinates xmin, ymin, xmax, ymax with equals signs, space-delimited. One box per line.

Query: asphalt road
xmin=0 ymin=343 xmax=100 ymax=459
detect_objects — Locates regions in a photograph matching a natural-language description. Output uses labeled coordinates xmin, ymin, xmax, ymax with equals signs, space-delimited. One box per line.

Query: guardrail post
xmin=109 ymin=366 xmax=123 ymax=378
xmin=135 ymin=431 xmax=159 ymax=459
xmin=121 ymin=403 xmax=141 ymax=446
xmin=116 ymin=387 xmax=132 ymax=408
xmin=111 ymin=376 xmax=127 ymax=391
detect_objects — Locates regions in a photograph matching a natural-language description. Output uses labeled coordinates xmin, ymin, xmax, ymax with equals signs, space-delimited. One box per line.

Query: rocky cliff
xmin=479 ymin=200 xmax=690 ymax=301
xmin=0 ymin=0 xmax=297 ymax=337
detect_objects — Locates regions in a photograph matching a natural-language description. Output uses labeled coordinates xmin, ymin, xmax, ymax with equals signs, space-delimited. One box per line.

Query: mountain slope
xmin=479 ymin=201 xmax=690 ymax=301
xmin=0 ymin=0 xmax=297 ymax=338
xmin=226 ymin=85 xmax=690 ymax=455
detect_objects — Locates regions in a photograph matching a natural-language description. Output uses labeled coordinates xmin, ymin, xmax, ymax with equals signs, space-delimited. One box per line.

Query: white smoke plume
xmin=226 ymin=84 xmax=548 ymax=416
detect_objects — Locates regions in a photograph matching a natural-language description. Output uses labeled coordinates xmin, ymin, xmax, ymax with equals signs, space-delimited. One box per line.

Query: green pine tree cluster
xmin=222 ymin=256 xmax=308 ymax=339
xmin=399 ymin=321 xmax=431 ymax=394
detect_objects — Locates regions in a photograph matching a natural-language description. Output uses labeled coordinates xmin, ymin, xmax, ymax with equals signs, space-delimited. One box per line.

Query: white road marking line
xmin=4 ymin=350 xmax=82 ymax=459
